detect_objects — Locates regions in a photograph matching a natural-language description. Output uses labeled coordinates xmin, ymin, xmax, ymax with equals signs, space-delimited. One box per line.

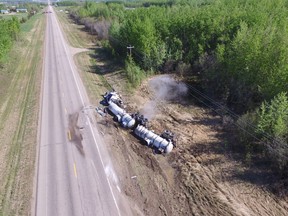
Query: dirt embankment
xmin=57 ymin=9 xmax=288 ymax=216
xmin=93 ymin=69 xmax=288 ymax=216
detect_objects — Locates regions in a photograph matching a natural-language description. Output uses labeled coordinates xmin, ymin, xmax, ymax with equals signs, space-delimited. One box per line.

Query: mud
xmin=68 ymin=112 xmax=84 ymax=155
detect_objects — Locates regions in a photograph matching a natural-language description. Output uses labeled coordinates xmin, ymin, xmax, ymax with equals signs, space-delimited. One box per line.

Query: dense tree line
xmin=71 ymin=0 xmax=288 ymax=108
xmin=70 ymin=0 xmax=288 ymax=175
xmin=238 ymin=92 xmax=288 ymax=176
xmin=0 ymin=17 xmax=20 ymax=62
xmin=109 ymin=0 xmax=288 ymax=112
xmin=54 ymin=1 xmax=80 ymax=7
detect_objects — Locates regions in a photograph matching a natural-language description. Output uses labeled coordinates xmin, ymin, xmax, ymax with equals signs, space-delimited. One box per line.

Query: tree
xmin=0 ymin=18 xmax=20 ymax=62
xmin=256 ymin=92 xmax=288 ymax=173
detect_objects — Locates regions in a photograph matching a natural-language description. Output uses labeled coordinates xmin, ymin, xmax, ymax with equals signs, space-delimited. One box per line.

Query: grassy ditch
xmin=56 ymin=8 xmax=117 ymax=102
xmin=56 ymin=7 xmax=92 ymax=48
xmin=20 ymin=13 xmax=42 ymax=32
xmin=0 ymin=13 xmax=27 ymax=20
xmin=0 ymin=13 xmax=45 ymax=216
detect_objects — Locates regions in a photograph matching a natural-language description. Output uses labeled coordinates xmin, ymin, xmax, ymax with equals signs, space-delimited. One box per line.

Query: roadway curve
xmin=35 ymin=6 xmax=130 ymax=216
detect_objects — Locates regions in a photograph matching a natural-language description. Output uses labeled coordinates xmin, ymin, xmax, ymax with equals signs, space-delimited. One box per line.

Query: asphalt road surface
xmin=35 ymin=6 xmax=130 ymax=216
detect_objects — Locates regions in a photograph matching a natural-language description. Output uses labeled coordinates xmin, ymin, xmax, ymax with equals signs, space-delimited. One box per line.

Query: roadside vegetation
xmin=65 ymin=0 xmax=288 ymax=192
xmin=0 ymin=4 xmax=45 ymax=215
xmin=55 ymin=1 xmax=80 ymax=7
xmin=0 ymin=18 xmax=20 ymax=62
xmin=0 ymin=3 xmax=43 ymax=62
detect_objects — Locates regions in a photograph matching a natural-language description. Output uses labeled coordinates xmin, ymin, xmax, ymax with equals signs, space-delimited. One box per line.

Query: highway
xmin=35 ymin=6 xmax=129 ymax=216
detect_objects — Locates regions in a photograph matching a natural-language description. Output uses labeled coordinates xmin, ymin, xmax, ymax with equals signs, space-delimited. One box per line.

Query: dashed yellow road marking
xmin=64 ymin=107 xmax=67 ymax=114
xmin=73 ymin=163 xmax=77 ymax=178
xmin=68 ymin=130 xmax=71 ymax=141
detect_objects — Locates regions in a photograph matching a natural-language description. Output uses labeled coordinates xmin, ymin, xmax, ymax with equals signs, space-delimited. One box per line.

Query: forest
xmin=69 ymin=0 xmax=288 ymax=176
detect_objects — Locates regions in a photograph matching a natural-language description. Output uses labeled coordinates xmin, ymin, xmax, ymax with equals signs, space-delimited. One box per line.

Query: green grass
xmin=0 ymin=12 xmax=45 ymax=215
xmin=56 ymin=8 xmax=92 ymax=48
xmin=20 ymin=13 xmax=41 ymax=32
xmin=0 ymin=13 xmax=27 ymax=20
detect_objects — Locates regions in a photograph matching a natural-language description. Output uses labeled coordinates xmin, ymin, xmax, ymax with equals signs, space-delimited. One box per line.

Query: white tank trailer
xmin=134 ymin=125 xmax=174 ymax=154
xmin=108 ymin=101 xmax=136 ymax=129
xmin=101 ymin=91 xmax=175 ymax=154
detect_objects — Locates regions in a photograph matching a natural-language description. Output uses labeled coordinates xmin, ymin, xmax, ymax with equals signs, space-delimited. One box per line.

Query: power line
xmin=105 ymin=29 xmax=286 ymax=146
xmin=108 ymin=35 xmax=144 ymax=60
xmin=184 ymin=83 xmax=286 ymax=145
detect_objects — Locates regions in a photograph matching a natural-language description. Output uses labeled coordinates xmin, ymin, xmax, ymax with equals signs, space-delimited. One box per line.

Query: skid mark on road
xmin=68 ymin=113 xmax=85 ymax=155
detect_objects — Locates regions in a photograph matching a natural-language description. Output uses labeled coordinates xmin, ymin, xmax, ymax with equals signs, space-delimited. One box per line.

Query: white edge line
xmin=32 ymin=12 xmax=48 ymax=216
xmin=31 ymin=11 xmax=48 ymax=215
xmin=52 ymin=7 xmax=122 ymax=216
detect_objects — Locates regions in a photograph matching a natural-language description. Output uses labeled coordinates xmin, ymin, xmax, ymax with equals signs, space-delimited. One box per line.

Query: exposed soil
xmin=97 ymin=74 xmax=288 ymax=216
xmin=57 ymin=8 xmax=288 ymax=216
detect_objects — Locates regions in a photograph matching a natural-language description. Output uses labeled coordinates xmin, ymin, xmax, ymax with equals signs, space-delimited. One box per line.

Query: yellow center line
xmin=67 ymin=130 xmax=71 ymax=141
xmin=73 ymin=163 xmax=77 ymax=178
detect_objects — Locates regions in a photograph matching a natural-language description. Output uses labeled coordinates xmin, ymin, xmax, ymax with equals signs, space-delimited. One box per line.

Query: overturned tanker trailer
xmin=108 ymin=101 xmax=135 ymax=129
xmin=100 ymin=91 xmax=176 ymax=154
xmin=134 ymin=125 xmax=174 ymax=154
xmin=101 ymin=90 xmax=135 ymax=128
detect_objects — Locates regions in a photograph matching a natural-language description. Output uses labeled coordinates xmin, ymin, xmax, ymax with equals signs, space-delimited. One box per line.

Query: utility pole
xmin=127 ymin=45 xmax=134 ymax=56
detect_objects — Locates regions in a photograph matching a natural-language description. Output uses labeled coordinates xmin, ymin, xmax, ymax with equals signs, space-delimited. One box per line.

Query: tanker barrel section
xmin=100 ymin=91 xmax=176 ymax=154
xmin=134 ymin=125 xmax=174 ymax=154
xmin=107 ymin=101 xmax=135 ymax=129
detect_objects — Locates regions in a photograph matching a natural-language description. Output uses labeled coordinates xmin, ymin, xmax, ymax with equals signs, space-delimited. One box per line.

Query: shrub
xmin=256 ymin=92 xmax=288 ymax=173
xmin=20 ymin=17 xmax=27 ymax=23
xmin=125 ymin=57 xmax=146 ymax=88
